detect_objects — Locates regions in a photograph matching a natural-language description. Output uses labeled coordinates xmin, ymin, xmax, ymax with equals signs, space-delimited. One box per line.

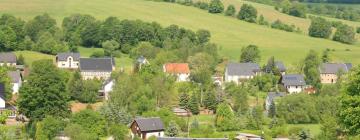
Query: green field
xmin=1 ymin=0 xmax=360 ymax=67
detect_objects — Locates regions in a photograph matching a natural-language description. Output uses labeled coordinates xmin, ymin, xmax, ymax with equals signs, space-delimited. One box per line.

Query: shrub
xmin=225 ymin=4 xmax=236 ymax=16
xmin=357 ymin=27 xmax=360 ymax=33
xmin=308 ymin=17 xmax=332 ymax=39
xmin=271 ymin=20 xmax=295 ymax=32
xmin=333 ymin=24 xmax=356 ymax=44
xmin=237 ymin=4 xmax=258 ymax=23
xmin=194 ymin=1 xmax=209 ymax=10
xmin=208 ymin=0 xmax=224 ymax=13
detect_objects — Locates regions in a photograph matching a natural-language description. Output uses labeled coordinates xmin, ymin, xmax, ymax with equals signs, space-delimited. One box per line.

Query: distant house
xmin=158 ymin=137 xmax=228 ymax=140
xmin=7 ymin=71 xmax=22 ymax=94
xmin=163 ymin=63 xmax=190 ymax=82
xmin=0 ymin=83 xmax=5 ymax=109
xmin=130 ymin=117 xmax=165 ymax=140
xmin=79 ymin=58 xmax=115 ymax=80
xmin=172 ymin=107 xmax=191 ymax=117
xmin=235 ymin=133 xmax=263 ymax=140
xmin=319 ymin=63 xmax=352 ymax=84
xmin=281 ymin=74 xmax=306 ymax=94
xmin=0 ymin=52 xmax=16 ymax=66
xmin=136 ymin=56 xmax=149 ymax=70
xmin=56 ymin=53 xmax=80 ymax=69
xmin=224 ymin=63 xmax=261 ymax=84
xmin=275 ymin=61 xmax=286 ymax=75
xmin=265 ymin=92 xmax=285 ymax=116
xmin=100 ymin=79 xmax=115 ymax=100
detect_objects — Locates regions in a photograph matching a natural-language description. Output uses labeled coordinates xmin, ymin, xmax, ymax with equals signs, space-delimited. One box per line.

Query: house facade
xmin=281 ymin=74 xmax=306 ymax=94
xmin=0 ymin=83 xmax=5 ymax=109
xmin=79 ymin=58 xmax=115 ymax=80
xmin=101 ymin=79 xmax=115 ymax=100
xmin=0 ymin=53 xmax=16 ymax=66
xmin=224 ymin=63 xmax=261 ymax=84
xmin=7 ymin=71 xmax=22 ymax=94
xmin=130 ymin=117 xmax=165 ymax=140
xmin=56 ymin=53 xmax=80 ymax=69
xmin=163 ymin=63 xmax=190 ymax=82
xmin=319 ymin=63 xmax=351 ymax=84
xmin=265 ymin=92 xmax=285 ymax=116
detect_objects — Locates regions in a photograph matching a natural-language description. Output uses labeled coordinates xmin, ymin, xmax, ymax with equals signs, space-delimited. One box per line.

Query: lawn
xmin=0 ymin=0 xmax=360 ymax=67
xmin=14 ymin=51 xmax=55 ymax=67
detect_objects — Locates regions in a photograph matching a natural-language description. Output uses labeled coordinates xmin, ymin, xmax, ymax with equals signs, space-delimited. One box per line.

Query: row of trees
xmin=307 ymin=4 xmax=360 ymax=22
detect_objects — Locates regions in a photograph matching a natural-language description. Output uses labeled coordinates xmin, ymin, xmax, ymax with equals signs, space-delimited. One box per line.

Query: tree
xmin=339 ymin=65 xmax=360 ymax=135
xmin=18 ymin=60 xmax=70 ymax=120
xmin=237 ymin=4 xmax=258 ymax=23
xmin=268 ymin=101 xmax=276 ymax=118
xmin=225 ymin=4 xmax=236 ymax=16
xmin=0 ymin=67 xmax=11 ymax=100
xmin=0 ymin=26 xmax=17 ymax=51
xmin=35 ymin=116 xmax=65 ymax=140
xmin=196 ymin=29 xmax=211 ymax=44
xmin=240 ymin=45 xmax=261 ymax=63
xmin=62 ymin=14 xmax=96 ymax=47
xmin=308 ymin=17 xmax=332 ymax=39
xmin=225 ymin=84 xmax=249 ymax=115
xmin=280 ymin=0 xmax=291 ymax=14
xmin=64 ymin=124 xmax=97 ymax=140
xmin=321 ymin=49 xmax=330 ymax=63
xmin=304 ymin=50 xmax=322 ymax=91
xmin=317 ymin=115 xmax=338 ymax=140
xmin=333 ymin=24 xmax=356 ymax=44
xmin=109 ymin=124 xmax=128 ymax=140
xmin=67 ymin=71 xmax=83 ymax=100
xmin=215 ymin=103 xmax=237 ymax=131
xmin=166 ymin=121 xmax=179 ymax=137
xmin=71 ymin=109 xmax=106 ymax=137
xmin=18 ymin=36 xmax=34 ymax=50
xmin=17 ymin=54 xmax=25 ymax=65
xmin=33 ymin=31 xmax=68 ymax=54
xmin=100 ymin=102 xmax=132 ymax=125
xmin=188 ymin=93 xmax=199 ymax=115
xmin=357 ymin=27 xmax=360 ymax=33
xmin=258 ymin=15 xmax=269 ymax=25
xmin=79 ymin=80 xmax=101 ymax=103
xmin=208 ymin=0 xmax=224 ymax=14
xmin=179 ymin=93 xmax=190 ymax=109
xmin=289 ymin=2 xmax=307 ymax=18
xmin=203 ymin=90 xmax=217 ymax=111
xmin=102 ymin=40 xmax=120 ymax=56
xmin=24 ymin=13 xmax=57 ymax=41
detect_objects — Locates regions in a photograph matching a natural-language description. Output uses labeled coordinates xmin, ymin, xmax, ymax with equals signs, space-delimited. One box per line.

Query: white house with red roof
xmin=163 ymin=63 xmax=190 ymax=82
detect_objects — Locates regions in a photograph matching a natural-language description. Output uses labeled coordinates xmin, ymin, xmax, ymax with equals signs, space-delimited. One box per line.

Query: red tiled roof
xmin=164 ymin=63 xmax=190 ymax=74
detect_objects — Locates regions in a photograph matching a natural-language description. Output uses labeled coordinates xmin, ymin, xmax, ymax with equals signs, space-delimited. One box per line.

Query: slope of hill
xmin=1 ymin=0 xmax=359 ymax=66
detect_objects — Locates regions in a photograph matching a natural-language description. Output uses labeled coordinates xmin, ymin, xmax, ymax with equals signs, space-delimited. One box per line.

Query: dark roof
xmin=226 ymin=63 xmax=260 ymax=76
xmin=79 ymin=58 xmax=113 ymax=72
xmin=275 ymin=61 xmax=286 ymax=72
xmin=0 ymin=83 xmax=5 ymax=99
xmin=7 ymin=71 xmax=21 ymax=83
xmin=134 ymin=117 xmax=164 ymax=132
xmin=158 ymin=138 xmax=228 ymax=140
xmin=320 ymin=63 xmax=351 ymax=74
xmin=267 ymin=92 xmax=285 ymax=102
xmin=281 ymin=74 xmax=306 ymax=86
xmin=0 ymin=52 xmax=16 ymax=63
xmin=56 ymin=53 xmax=80 ymax=61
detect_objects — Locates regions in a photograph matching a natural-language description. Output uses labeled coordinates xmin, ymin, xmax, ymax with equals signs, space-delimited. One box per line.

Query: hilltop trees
xmin=339 ymin=65 xmax=360 ymax=135
xmin=24 ymin=13 xmax=57 ymax=41
xmin=208 ymin=0 xmax=224 ymax=13
xmin=18 ymin=60 xmax=70 ymax=120
xmin=237 ymin=4 xmax=258 ymax=23
xmin=225 ymin=4 xmax=236 ymax=16
xmin=240 ymin=45 xmax=261 ymax=63
xmin=308 ymin=17 xmax=332 ymax=39
xmin=333 ymin=24 xmax=356 ymax=44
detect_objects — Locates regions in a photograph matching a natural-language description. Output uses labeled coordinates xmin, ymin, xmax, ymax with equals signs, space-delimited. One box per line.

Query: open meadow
xmin=0 ymin=0 xmax=360 ymax=66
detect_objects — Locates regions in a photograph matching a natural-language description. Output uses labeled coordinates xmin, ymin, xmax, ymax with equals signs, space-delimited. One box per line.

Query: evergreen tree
xmin=188 ymin=94 xmax=199 ymax=115
xmin=215 ymin=103 xmax=236 ymax=131
xmin=268 ymin=101 xmax=276 ymax=118
xmin=165 ymin=121 xmax=179 ymax=137
xmin=304 ymin=50 xmax=322 ymax=91
xmin=179 ymin=93 xmax=189 ymax=109
xmin=203 ymin=90 xmax=217 ymax=111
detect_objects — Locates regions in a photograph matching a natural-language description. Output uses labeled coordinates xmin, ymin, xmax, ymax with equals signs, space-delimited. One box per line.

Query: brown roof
xmin=164 ymin=63 xmax=190 ymax=74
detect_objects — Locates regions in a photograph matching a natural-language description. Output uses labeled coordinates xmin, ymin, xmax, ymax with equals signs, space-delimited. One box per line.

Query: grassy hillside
xmin=1 ymin=0 xmax=360 ymax=66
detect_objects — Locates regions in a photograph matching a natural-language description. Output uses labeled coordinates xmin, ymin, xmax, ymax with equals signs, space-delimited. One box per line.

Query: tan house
xmin=0 ymin=52 xmax=16 ymax=66
xmin=79 ymin=58 xmax=115 ymax=80
xmin=56 ymin=53 xmax=80 ymax=69
xmin=319 ymin=63 xmax=352 ymax=84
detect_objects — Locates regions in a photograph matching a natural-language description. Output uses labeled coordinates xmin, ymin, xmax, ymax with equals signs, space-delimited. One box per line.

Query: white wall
xmin=81 ymin=71 xmax=111 ymax=80
xmin=0 ymin=63 xmax=16 ymax=67
xmin=145 ymin=131 xmax=164 ymax=139
xmin=0 ymin=97 xmax=5 ymax=109
xmin=104 ymin=80 xmax=114 ymax=100
xmin=177 ymin=73 xmax=190 ymax=82
xmin=57 ymin=56 xmax=79 ymax=69
xmin=286 ymin=85 xmax=303 ymax=94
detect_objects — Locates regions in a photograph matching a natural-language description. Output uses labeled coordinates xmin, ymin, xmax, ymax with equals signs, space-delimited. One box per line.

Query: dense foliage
xmin=237 ymin=4 xmax=258 ymax=23
xmin=333 ymin=24 xmax=356 ymax=44
xmin=308 ymin=17 xmax=332 ymax=39
xmin=208 ymin=0 xmax=224 ymax=13
xmin=271 ymin=20 xmax=297 ymax=32
xmin=303 ymin=50 xmax=322 ymax=91
xmin=240 ymin=45 xmax=261 ymax=63
xmin=225 ymin=4 xmax=236 ymax=16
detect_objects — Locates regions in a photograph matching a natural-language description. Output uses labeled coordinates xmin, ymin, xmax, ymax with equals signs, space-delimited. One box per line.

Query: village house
xmin=275 ymin=61 xmax=286 ymax=75
xmin=224 ymin=63 xmax=261 ymax=84
xmin=158 ymin=137 xmax=228 ymax=140
xmin=56 ymin=52 xmax=80 ymax=69
xmin=7 ymin=71 xmax=22 ymax=94
xmin=163 ymin=63 xmax=190 ymax=82
xmin=0 ymin=52 xmax=16 ymax=66
xmin=79 ymin=58 xmax=115 ymax=80
xmin=130 ymin=117 xmax=165 ymax=140
xmin=172 ymin=107 xmax=192 ymax=117
xmin=100 ymin=78 xmax=115 ymax=100
xmin=265 ymin=92 xmax=285 ymax=116
xmin=281 ymin=74 xmax=306 ymax=94
xmin=319 ymin=63 xmax=352 ymax=84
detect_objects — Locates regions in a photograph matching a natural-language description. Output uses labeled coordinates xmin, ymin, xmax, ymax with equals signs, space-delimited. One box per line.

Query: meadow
xmin=1 ymin=0 xmax=360 ymax=66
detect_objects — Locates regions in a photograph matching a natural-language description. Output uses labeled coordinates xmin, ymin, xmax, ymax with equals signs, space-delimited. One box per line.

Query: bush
xmin=333 ymin=24 xmax=356 ymax=44
xmin=225 ymin=4 xmax=236 ymax=16
xmin=208 ymin=0 xmax=224 ymax=13
xmin=71 ymin=110 xmax=106 ymax=137
xmin=194 ymin=1 xmax=209 ymax=10
xmin=289 ymin=2 xmax=307 ymax=18
xmin=90 ymin=50 xmax=105 ymax=58
xmin=237 ymin=4 xmax=258 ymax=23
xmin=308 ymin=17 xmax=332 ymax=39
xmin=271 ymin=20 xmax=296 ymax=32
xmin=357 ymin=27 xmax=360 ymax=33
